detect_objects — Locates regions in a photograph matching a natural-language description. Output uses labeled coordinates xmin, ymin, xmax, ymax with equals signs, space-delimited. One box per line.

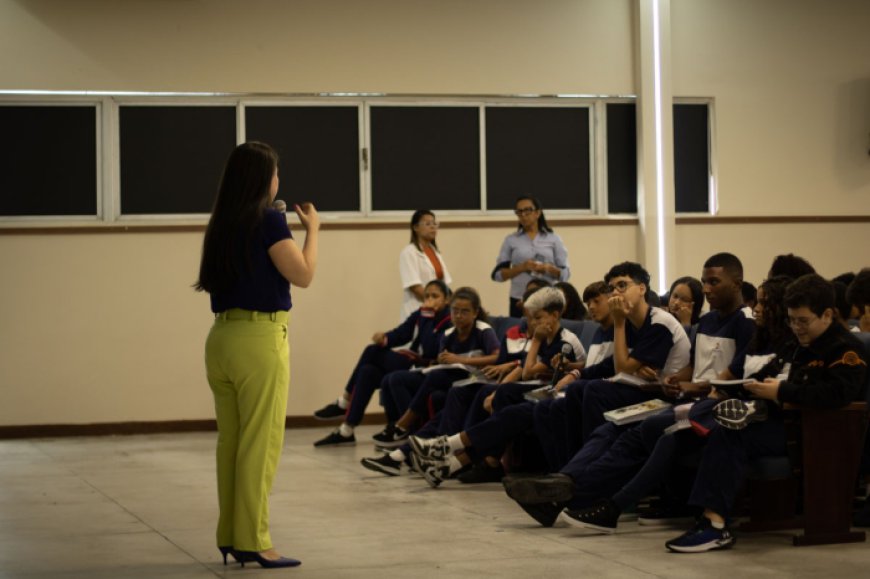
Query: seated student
xmin=532 ymin=274 xmax=696 ymax=472
xmin=666 ymin=276 xmax=703 ymax=333
xmin=312 ymin=280 xmax=452 ymax=446
xmin=533 ymin=281 xmax=615 ymax=471
xmin=409 ymin=262 xmax=691 ymax=487
xmin=374 ymin=287 xmax=500 ymax=447
xmin=665 ymin=274 xmax=868 ymax=553
xmin=544 ymin=275 xmax=793 ymax=533
xmin=503 ymin=253 xmax=755 ymax=527
xmin=489 ymin=287 xmax=586 ymax=410
xmin=407 ymin=288 xmax=586 ymax=486
xmin=846 ymin=268 xmax=870 ymax=332
xmin=573 ymin=261 xmax=691 ymax=442
xmin=360 ymin=286 xmax=542 ymax=476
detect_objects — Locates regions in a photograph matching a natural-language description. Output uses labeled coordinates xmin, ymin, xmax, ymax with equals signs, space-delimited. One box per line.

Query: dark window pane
xmin=0 ymin=106 xmax=97 ymax=216
xmin=486 ymin=107 xmax=590 ymax=210
xmin=674 ymin=104 xmax=710 ymax=213
xmin=120 ymin=106 xmax=237 ymax=214
xmin=245 ymin=106 xmax=360 ymax=212
xmin=370 ymin=106 xmax=480 ymax=211
xmin=606 ymin=103 xmax=637 ymax=213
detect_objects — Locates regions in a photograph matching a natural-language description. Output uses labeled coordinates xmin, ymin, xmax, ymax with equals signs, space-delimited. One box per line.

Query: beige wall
xmin=1 ymin=0 xmax=869 ymax=426
xmin=672 ymin=0 xmax=870 ymax=215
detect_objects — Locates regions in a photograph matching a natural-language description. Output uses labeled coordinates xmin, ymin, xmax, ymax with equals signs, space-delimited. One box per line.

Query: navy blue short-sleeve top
xmin=210 ymin=209 xmax=293 ymax=313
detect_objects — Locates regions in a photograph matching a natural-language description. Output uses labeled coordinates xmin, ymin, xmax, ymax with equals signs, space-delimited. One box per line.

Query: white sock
xmin=337 ymin=396 xmax=348 ymax=410
xmin=338 ymin=423 xmax=354 ymax=437
xmin=710 ymin=518 xmax=724 ymax=529
xmin=389 ymin=449 xmax=406 ymax=462
xmin=447 ymin=455 xmax=463 ymax=474
xmin=446 ymin=434 xmax=464 ymax=452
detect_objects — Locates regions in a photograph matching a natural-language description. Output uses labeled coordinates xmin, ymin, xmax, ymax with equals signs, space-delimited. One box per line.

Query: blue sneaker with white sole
xmin=665 ymin=517 xmax=735 ymax=553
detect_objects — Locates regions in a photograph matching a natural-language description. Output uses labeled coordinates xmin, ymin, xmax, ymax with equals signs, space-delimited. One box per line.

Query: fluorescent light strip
xmin=652 ymin=0 xmax=667 ymax=293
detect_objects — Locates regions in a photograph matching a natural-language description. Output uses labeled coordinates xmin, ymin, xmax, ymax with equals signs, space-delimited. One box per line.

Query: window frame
xmin=0 ymin=97 xmax=104 ymax=223
xmin=0 ymin=92 xmax=716 ymax=225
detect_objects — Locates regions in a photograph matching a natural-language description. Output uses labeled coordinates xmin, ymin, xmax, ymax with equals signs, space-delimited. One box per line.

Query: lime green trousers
xmin=205 ymin=309 xmax=290 ymax=551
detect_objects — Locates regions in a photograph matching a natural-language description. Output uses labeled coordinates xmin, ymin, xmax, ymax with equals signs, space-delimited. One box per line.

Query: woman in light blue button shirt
xmin=491 ymin=196 xmax=571 ymax=317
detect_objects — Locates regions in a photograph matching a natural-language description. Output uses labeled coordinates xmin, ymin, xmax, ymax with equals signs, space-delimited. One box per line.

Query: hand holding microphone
xmin=273 ymin=199 xmax=320 ymax=232
xmin=549 ymin=343 xmax=574 ymax=387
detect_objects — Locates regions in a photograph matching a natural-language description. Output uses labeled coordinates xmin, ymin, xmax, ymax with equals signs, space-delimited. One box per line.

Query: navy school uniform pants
xmin=464 ymin=401 xmax=536 ymax=461
xmin=343 ymin=345 xmax=414 ymax=426
xmin=384 ymin=369 xmax=464 ymax=425
xmin=491 ymin=382 xmax=543 ymax=412
xmin=560 ymin=410 xmax=691 ymax=510
xmin=533 ymin=380 xmax=588 ymax=471
xmin=687 ymin=415 xmax=787 ymax=519
xmin=436 ymin=383 xmax=499 ymax=437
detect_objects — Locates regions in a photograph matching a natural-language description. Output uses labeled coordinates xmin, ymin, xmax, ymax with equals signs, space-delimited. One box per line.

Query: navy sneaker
xmin=665 ymin=517 xmax=736 ymax=553
xmin=313 ymin=401 xmax=346 ymax=420
xmin=313 ymin=429 xmax=355 ymax=447
xmin=360 ymin=453 xmax=403 ymax=476
xmin=560 ymin=499 xmax=621 ymax=534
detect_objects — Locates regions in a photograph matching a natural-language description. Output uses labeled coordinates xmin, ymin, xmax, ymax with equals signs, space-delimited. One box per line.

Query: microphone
xmin=272 ymin=199 xmax=287 ymax=214
xmin=549 ymin=343 xmax=574 ymax=387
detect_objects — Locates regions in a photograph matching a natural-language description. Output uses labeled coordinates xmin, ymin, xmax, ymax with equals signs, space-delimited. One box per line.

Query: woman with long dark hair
xmin=492 ymin=196 xmax=570 ymax=317
xmin=399 ymin=209 xmax=451 ymax=320
xmin=195 ymin=141 xmax=319 ymax=569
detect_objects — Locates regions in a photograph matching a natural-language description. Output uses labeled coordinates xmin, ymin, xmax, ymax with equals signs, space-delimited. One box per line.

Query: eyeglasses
xmin=787 ymin=315 xmax=818 ymax=329
xmin=606 ymin=280 xmax=637 ymax=293
xmin=450 ymin=307 xmax=475 ymax=317
xmin=514 ymin=207 xmax=536 ymax=216
xmin=418 ymin=220 xmax=438 ymax=228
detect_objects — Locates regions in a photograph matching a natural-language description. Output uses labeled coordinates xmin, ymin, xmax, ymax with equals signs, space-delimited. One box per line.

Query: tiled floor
xmin=1 ymin=425 xmax=869 ymax=578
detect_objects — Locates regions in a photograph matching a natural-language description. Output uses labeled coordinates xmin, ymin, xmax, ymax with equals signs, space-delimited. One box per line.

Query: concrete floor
xmin=1 ymin=425 xmax=869 ymax=579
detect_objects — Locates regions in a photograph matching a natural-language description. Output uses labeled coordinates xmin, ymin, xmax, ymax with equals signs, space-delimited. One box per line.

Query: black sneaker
xmin=502 ymin=473 xmax=574 ymax=504
xmin=560 ymin=499 xmax=621 ymax=534
xmin=457 ymin=462 xmax=505 ymax=484
xmin=515 ymin=501 xmax=566 ymax=527
xmin=665 ymin=517 xmax=736 ymax=553
xmin=360 ymin=453 xmax=403 ymax=476
xmin=410 ymin=453 xmax=450 ymax=488
xmin=313 ymin=401 xmax=346 ymax=420
xmin=372 ymin=424 xmax=409 ymax=448
xmin=713 ymin=399 xmax=768 ymax=430
xmin=313 ymin=429 xmax=356 ymax=447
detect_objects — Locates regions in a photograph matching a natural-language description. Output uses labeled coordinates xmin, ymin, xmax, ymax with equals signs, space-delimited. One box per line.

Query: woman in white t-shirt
xmin=399 ymin=210 xmax=451 ymax=320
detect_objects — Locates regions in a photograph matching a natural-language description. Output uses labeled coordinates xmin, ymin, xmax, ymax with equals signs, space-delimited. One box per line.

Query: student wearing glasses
xmin=492 ymin=196 xmax=570 ymax=317
xmin=372 ymin=287 xmax=500 ymax=448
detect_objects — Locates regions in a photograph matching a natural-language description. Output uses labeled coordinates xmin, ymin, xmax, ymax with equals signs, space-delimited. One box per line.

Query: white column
xmin=635 ymin=0 xmax=675 ymax=294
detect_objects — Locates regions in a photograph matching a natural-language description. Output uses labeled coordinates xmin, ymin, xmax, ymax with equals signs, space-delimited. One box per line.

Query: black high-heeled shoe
xmin=234 ymin=550 xmax=302 ymax=568
xmin=218 ymin=546 xmax=238 ymax=565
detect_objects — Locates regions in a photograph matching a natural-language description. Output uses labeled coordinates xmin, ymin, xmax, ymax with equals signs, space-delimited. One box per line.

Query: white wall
xmin=1 ymin=0 xmax=868 ymax=426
